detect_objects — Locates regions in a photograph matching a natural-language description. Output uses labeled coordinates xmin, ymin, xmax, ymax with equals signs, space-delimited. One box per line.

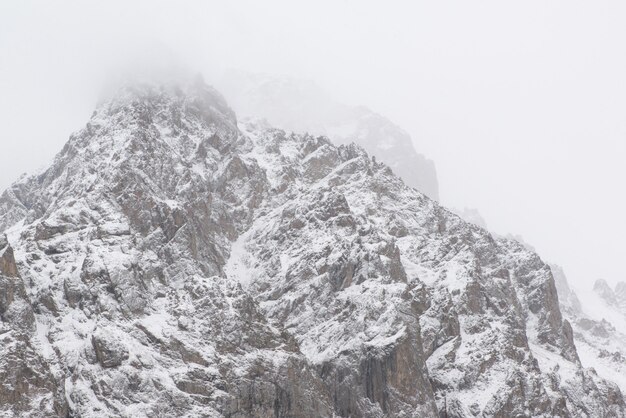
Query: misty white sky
xmin=1 ymin=0 xmax=625 ymax=291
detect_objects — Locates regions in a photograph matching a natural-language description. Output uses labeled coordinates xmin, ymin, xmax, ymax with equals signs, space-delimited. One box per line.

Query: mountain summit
xmin=0 ymin=79 xmax=623 ymax=417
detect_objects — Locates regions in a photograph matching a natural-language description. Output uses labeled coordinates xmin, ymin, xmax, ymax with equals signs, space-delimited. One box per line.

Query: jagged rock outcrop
xmin=0 ymin=77 xmax=623 ymax=417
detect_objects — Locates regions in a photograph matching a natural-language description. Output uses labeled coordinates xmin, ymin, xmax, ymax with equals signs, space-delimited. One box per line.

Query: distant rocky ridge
xmin=218 ymin=71 xmax=440 ymax=201
xmin=0 ymin=77 xmax=623 ymax=417
xmin=593 ymin=279 xmax=624 ymax=309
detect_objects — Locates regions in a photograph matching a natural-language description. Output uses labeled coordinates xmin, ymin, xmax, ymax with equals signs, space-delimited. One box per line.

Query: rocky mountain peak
xmin=594 ymin=278 xmax=619 ymax=306
xmin=0 ymin=78 xmax=624 ymax=417
xmin=92 ymin=76 xmax=239 ymax=148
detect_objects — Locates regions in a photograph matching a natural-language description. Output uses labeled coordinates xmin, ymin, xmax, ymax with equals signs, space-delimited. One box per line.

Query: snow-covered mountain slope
xmin=554 ymin=276 xmax=626 ymax=396
xmin=0 ymin=78 xmax=623 ymax=417
xmin=451 ymin=209 xmax=626 ymax=404
xmin=218 ymin=71 xmax=440 ymax=201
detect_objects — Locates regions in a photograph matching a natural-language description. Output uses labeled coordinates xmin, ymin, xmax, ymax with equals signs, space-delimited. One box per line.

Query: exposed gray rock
xmin=91 ymin=329 xmax=129 ymax=368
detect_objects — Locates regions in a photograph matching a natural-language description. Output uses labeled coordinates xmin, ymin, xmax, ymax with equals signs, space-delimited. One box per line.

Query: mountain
xmin=217 ymin=71 xmax=440 ymax=201
xmin=0 ymin=77 xmax=623 ymax=417
xmin=450 ymin=208 xmax=626 ymax=403
xmin=556 ymin=278 xmax=626 ymax=394
xmin=448 ymin=200 xmax=626 ymax=403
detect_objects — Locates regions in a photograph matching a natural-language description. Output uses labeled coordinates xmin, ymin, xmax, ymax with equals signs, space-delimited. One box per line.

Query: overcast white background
xmin=1 ymin=1 xmax=625 ymax=291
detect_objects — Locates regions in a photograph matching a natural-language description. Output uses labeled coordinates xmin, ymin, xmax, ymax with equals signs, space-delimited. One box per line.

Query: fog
xmin=2 ymin=0 xmax=626 ymax=291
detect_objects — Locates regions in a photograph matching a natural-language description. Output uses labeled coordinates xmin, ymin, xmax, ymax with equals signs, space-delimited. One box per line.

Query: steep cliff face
xmin=0 ymin=78 xmax=623 ymax=417
xmin=218 ymin=71 xmax=440 ymax=201
xmin=0 ymin=235 xmax=67 ymax=417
